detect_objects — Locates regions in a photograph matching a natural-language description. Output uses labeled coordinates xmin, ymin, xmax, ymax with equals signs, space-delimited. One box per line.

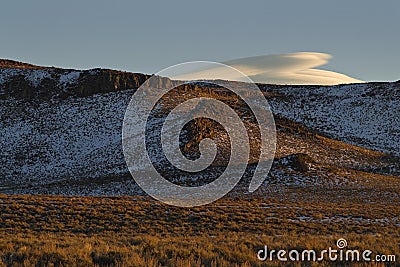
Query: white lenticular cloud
xmin=172 ymin=52 xmax=363 ymax=85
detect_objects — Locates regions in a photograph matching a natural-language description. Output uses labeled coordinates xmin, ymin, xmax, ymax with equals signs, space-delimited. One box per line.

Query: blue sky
xmin=0 ymin=0 xmax=399 ymax=82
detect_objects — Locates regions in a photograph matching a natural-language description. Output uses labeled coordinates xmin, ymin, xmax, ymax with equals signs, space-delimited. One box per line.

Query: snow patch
xmin=25 ymin=70 xmax=51 ymax=87
xmin=58 ymin=71 xmax=81 ymax=88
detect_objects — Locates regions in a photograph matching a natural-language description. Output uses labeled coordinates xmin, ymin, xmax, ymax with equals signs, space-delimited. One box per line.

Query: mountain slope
xmin=262 ymin=82 xmax=400 ymax=156
xmin=0 ymin=60 xmax=399 ymax=196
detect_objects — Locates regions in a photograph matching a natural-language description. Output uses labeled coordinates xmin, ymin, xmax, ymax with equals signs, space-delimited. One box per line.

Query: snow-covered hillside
xmin=0 ymin=64 xmax=399 ymax=195
xmin=0 ymin=90 xmax=133 ymax=192
xmin=265 ymin=82 xmax=400 ymax=156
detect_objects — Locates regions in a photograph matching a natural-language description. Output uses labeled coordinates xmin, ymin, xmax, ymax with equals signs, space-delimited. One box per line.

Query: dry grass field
xmin=1 ymin=190 xmax=399 ymax=266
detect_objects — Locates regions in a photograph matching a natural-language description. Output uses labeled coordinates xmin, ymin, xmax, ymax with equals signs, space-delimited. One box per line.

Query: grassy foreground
xmin=0 ymin=192 xmax=399 ymax=266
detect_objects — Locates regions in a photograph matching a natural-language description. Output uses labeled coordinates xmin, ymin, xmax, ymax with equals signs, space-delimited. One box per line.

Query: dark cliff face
xmin=0 ymin=69 xmax=150 ymax=99
xmin=71 ymin=69 xmax=150 ymax=97
xmin=0 ymin=59 xmax=179 ymax=99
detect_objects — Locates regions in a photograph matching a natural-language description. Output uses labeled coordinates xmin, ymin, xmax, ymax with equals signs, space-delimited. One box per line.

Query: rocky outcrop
xmin=0 ymin=59 xmax=178 ymax=99
xmin=69 ymin=69 xmax=151 ymax=97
